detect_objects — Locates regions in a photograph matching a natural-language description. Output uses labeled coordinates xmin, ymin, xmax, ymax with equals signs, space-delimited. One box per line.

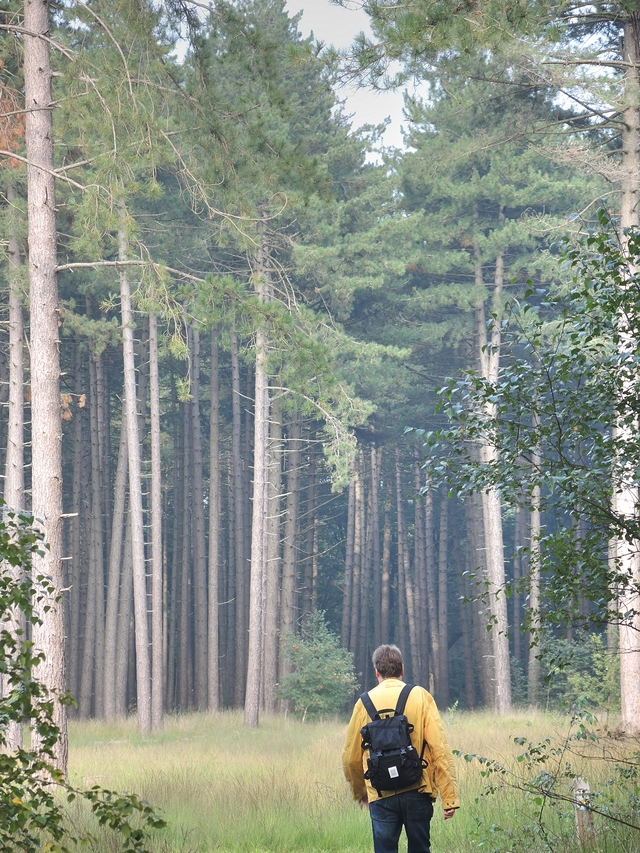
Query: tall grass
xmin=66 ymin=708 xmax=639 ymax=853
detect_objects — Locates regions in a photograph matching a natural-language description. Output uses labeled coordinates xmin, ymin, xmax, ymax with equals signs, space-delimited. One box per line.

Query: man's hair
xmin=372 ymin=644 xmax=404 ymax=679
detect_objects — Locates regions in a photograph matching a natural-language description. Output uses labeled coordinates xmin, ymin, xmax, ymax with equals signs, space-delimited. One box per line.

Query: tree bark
xmin=24 ymin=0 xmax=67 ymax=771
xmin=230 ymin=331 xmax=247 ymax=706
xmin=437 ymin=484 xmax=449 ymax=707
xmin=262 ymin=396 xmax=282 ymax=713
xmin=617 ymin=14 xmax=640 ymax=734
xmin=118 ymin=208 xmax=151 ymax=735
xmin=189 ymin=327 xmax=208 ymax=710
xmin=2 ymin=179 xmax=25 ymax=750
xmin=244 ymin=227 xmax=271 ymax=729
xmin=104 ymin=419 xmax=127 ymax=721
xmin=208 ymin=329 xmax=221 ymax=712
xmin=149 ymin=314 xmax=164 ymax=728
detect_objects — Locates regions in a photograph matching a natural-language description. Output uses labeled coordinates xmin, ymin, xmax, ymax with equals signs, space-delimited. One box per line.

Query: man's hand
xmin=358 ymin=796 xmax=369 ymax=809
xmin=443 ymin=808 xmax=456 ymax=820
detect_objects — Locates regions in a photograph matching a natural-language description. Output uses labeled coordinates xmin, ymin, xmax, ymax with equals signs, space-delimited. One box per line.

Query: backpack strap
xmin=394 ymin=683 xmax=414 ymax=716
xmin=360 ymin=692 xmax=379 ymax=721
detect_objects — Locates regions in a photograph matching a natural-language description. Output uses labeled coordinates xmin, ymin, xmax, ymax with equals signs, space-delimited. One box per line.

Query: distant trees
xmin=0 ymin=0 xmax=636 ymax=733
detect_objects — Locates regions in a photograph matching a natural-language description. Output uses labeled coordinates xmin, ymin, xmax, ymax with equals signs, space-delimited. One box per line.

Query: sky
xmin=284 ymin=0 xmax=407 ymax=148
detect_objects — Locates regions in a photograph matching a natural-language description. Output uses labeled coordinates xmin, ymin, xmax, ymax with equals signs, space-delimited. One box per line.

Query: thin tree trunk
xmin=149 ymin=315 xmax=164 ymax=728
xmin=115 ymin=516 xmax=133 ymax=719
xmin=350 ymin=459 xmax=363 ymax=659
xmin=302 ymin=443 xmax=317 ymax=618
xmin=437 ymin=484 xmax=449 ymax=707
xmin=396 ymin=451 xmax=419 ymax=681
xmin=278 ymin=412 xmax=300 ymax=700
xmin=372 ymin=447 xmax=382 ymax=648
xmin=118 ymin=208 xmax=151 ymax=736
xmin=190 ymin=327 xmax=208 ymax=710
xmin=208 ymin=329 xmax=221 ymax=712
xmin=2 ymin=179 xmax=25 ymax=750
xmin=24 ymin=0 xmax=67 ymax=769
xmin=413 ymin=449 xmax=428 ymax=685
xmin=341 ymin=464 xmax=356 ymax=649
xmin=381 ymin=482 xmax=392 ymax=644
xmin=104 ymin=420 xmax=127 ymax=721
xmin=424 ymin=475 xmax=440 ymax=692
xmin=230 ymin=331 xmax=247 ymax=706
xmin=475 ymin=216 xmax=511 ymax=714
xmin=244 ymin=227 xmax=271 ymax=729
xmin=617 ymin=14 xmax=640 ymax=734
xmin=263 ymin=396 xmax=282 ymax=713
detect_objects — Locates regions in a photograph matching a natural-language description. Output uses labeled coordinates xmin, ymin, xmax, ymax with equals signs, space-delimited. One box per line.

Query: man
xmin=342 ymin=644 xmax=459 ymax=853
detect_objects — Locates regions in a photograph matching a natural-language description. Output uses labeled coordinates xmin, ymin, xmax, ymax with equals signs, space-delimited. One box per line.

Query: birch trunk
xmin=263 ymin=397 xmax=282 ymax=712
xmin=341 ymin=464 xmax=356 ymax=649
xmin=24 ymin=0 xmax=67 ymax=770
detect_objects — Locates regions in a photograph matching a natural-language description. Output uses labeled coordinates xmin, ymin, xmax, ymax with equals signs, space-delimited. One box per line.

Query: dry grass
xmin=66 ymin=708 xmax=639 ymax=853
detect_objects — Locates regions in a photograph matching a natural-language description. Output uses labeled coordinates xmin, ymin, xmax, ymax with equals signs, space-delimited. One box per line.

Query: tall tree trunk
xmin=149 ymin=315 xmax=164 ymax=728
xmin=263 ymin=396 xmax=282 ymax=713
xmin=104 ymin=420 xmax=127 ymax=721
xmin=466 ymin=491 xmax=494 ymax=707
xmin=230 ymin=331 xmax=247 ymax=706
xmin=617 ymin=14 xmax=640 ymax=734
xmin=278 ymin=411 xmax=300 ymax=699
xmin=396 ymin=451 xmax=419 ymax=681
xmin=190 ymin=327 xmax=208 ymax=710
xmin=381 ymin=481 xmax=392 ymax=644
xmin=208 ymin=329 xmax=221 ymax=712
xmin=475 ymin=216 xmax=511 ymax=714
xmin=244 ymin=228 xmax=271 ymax=729
xmin=413 ymin=450 xmax=428 ymax=686
xmin=3 ymin=179 xmax=25 ymax=750
xmin=24 ymin=0 xmax=67 ymax=770
xmin=302 ymin=443 xmax=317 ymax=618
xmin=118 ymin=209 xmax=151 ymax=736
xmin=341 ymin=464 xmax=356 ymax=649
xmin=350 ymin=459 xmax=363 ymax=661
xmin=527 ymin=432 xmax=542 ymax=705
xmin=424 ymin=475 xmax=440 ymax=692
xmin=372 ymin=447 xmax=383 ymax=648
xmin=115 ymin=517 xmax=133 ymax=719
xmin=437 ymin=484 xmax=449 ymax=707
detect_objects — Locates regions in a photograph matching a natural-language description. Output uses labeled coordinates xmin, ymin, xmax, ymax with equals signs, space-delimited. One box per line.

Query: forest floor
xmin=66 ymin=707 xmax=634 ymax=853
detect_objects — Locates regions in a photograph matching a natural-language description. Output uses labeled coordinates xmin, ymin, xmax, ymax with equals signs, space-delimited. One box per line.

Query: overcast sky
xmin=285 ymin=0 xmax=407 ymax=148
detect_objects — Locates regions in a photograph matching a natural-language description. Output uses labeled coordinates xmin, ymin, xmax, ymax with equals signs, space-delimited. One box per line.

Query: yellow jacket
xmin=342 ymin=678 xmax=459 ymax=810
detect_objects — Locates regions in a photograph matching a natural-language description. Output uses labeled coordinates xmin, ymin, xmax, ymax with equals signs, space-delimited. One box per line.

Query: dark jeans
xmin=369 ymin=789 xmax=434 ymax=853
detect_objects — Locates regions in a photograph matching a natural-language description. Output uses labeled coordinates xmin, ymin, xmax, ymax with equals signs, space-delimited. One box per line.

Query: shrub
xmin=276 ymin=611 xmax=359 ymax=720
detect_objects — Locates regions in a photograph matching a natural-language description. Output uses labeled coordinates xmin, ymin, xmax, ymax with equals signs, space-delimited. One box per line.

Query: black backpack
xmin=360 ymin=683 xmax=426 ymax=796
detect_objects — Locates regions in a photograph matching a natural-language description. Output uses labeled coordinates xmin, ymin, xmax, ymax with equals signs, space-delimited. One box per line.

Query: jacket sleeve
xmin=342 ymin=700 xmax=367 ymax=802
xmin=423 ymin=695 xmax=459 ymax=810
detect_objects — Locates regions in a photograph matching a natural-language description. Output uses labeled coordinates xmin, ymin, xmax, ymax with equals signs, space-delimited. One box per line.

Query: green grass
xmin=66 ymin=708 xmax=640 ymax=853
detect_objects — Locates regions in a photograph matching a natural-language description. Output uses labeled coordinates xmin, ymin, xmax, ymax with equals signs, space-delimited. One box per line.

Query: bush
xmin=0 ymin=505 xmax=165 ymax=852
xmin=276 ymin=611 xmax=359 ymax=720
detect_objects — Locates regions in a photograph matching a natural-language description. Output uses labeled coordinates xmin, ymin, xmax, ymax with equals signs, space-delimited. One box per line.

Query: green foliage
xmin=276 ymin=611 xmax=359 ymax=719
xmin=0 ymin=505 xmax=165 ymax=852
xmin=426 ymin=211 xmax=640 ymax=636
xmin=538 ymin=633 xmax=620 ymax=713
xmin=455 ymin=708 xmax=640 ymax=852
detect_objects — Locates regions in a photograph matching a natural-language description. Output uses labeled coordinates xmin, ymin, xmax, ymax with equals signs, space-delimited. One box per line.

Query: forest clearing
xmin=66 ymin=709 xmax=637 ymax=853
xmin=2 ymin=0 xmax=640 ymax=849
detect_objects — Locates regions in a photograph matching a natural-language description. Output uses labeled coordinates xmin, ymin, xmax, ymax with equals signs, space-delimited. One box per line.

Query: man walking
xmin=342 ymin=644 xmax=459 ymax=853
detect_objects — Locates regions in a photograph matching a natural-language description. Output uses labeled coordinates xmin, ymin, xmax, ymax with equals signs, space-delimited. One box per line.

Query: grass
xmin=66 ymin=708 xmax=640 ymax=853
